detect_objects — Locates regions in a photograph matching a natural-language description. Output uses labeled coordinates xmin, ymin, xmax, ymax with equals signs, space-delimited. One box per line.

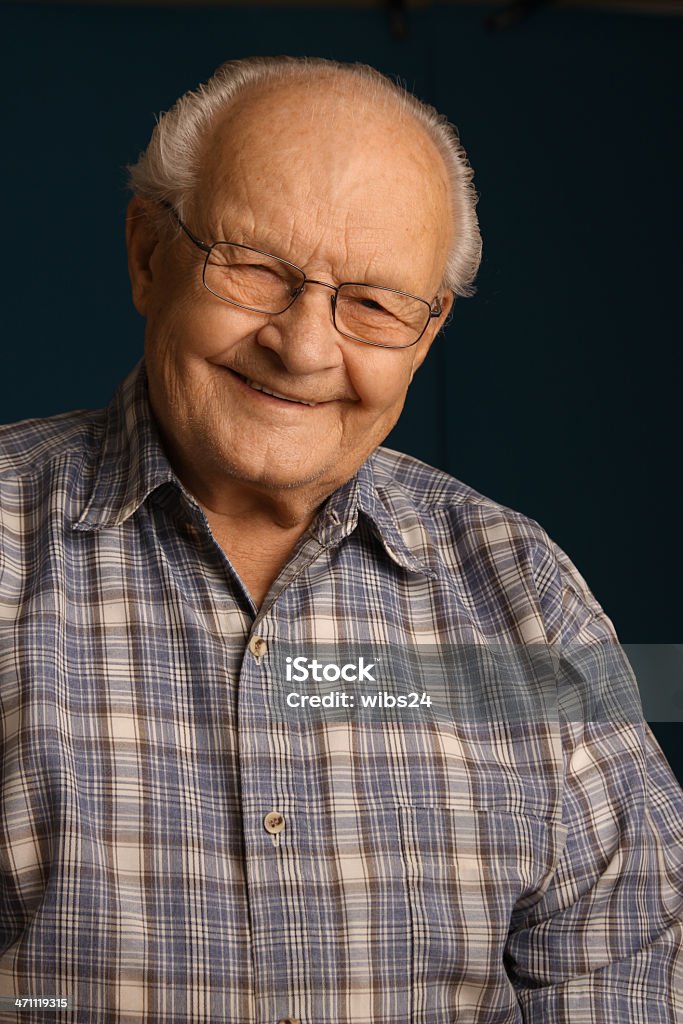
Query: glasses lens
xmin=336 ymin=284 xmax=430 ymax=348
xmin=204 ymin=244 xmax=304 ymax=313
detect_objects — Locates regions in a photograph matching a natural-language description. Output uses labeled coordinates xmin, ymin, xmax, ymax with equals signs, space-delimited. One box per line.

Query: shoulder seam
xmin=374 ymin=450 xmax=546 ymax=526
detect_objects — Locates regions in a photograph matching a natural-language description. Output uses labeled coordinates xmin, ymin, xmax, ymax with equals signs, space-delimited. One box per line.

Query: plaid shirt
xmin=1 ymin=361 xmax=681 ymax=1024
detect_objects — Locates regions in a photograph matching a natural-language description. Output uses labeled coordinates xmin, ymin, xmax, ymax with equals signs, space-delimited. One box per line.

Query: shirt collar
xmin=73 ymin=360 xmax=176 ymax=531
xmin=73 ymin=362 xmax=438 ymax=578
xmin=313 ymin=453 xmax=438 ymax=580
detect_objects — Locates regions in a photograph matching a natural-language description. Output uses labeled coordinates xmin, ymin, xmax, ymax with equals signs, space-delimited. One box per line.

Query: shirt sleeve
xmin=505 ymin=542 xmax=683 ymax=1022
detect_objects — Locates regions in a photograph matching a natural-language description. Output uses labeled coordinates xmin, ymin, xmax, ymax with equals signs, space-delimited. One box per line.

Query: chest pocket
xmin=294 ymin=802 xmax=565 ymax=1024
xmin=398 ymin=805 xmax=567 ymax=1024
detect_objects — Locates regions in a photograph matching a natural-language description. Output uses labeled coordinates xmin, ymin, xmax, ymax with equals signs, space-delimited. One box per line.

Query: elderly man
xmin=0 ymin=56 xmax=681 ymax=1024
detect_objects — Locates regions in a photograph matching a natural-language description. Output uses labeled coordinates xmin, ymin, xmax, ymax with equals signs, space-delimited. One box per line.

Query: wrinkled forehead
xmin=192 ymin=78 xmax=452 ymax=288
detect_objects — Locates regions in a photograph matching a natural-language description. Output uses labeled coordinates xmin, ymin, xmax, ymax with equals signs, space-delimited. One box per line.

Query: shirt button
xmin=249 ymin=635 xmax=267 ymax=657
xmin=264 ymin=811 xmax=285 ymax=835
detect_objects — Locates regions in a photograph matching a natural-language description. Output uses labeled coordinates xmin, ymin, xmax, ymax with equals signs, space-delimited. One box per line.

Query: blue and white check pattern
xmin=0 ymin=362 xmax=681 ymax=1023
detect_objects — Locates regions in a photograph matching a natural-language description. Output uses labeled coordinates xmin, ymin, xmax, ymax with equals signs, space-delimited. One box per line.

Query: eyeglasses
xmin=163 ymin=204 xmax=444 ymax=349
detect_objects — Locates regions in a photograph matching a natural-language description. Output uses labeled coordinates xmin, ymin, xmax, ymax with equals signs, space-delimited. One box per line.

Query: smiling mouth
xmin=231 ymin=370 xmax=318 ymax=407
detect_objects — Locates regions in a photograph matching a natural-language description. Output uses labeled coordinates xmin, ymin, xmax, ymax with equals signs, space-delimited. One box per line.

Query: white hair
xmin=127 ymin=55 xmax=482 ymax=297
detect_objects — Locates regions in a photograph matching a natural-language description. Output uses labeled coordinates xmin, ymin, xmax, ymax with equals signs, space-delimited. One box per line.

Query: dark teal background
xmin=1 ymin=3 xmax=681 ymax=776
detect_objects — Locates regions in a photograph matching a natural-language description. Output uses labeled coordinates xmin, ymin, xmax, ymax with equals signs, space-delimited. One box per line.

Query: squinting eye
xmin=229 ymin=261 xmax=275 ymax=275
xmin=245 ymin=263 xmax=276 ymax=273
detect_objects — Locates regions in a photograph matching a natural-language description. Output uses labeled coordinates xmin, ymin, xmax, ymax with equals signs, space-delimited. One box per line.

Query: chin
xmin=215 ymin=450 xmax=330 ymax=493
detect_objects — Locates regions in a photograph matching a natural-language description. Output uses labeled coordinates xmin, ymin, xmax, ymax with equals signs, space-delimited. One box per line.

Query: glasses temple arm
xmin=158 ymin=200 xmax=212 ymax=254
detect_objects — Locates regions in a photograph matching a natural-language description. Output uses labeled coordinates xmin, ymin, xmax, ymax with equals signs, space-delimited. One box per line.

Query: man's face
xmin=129 ymin=81 xmax=453 ymax=502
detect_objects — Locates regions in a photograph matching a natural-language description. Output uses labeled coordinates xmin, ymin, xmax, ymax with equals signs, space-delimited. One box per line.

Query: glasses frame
xmin=161 ymin=203 xmax=444 ymax=350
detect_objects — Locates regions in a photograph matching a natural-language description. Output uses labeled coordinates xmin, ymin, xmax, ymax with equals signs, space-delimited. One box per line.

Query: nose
xmin=256 ymin=280 xmax=344 ymax=375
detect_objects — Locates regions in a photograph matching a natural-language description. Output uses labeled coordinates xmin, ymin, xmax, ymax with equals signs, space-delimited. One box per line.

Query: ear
xmin=126 ymin=196 xmax=162 ymax=317
xmin=409 ymin=290 xmax=454 ymax=382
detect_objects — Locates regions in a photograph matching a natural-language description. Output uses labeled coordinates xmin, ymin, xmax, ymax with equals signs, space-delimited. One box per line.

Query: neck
xmin=185 ymin=476 xmax=331 ymax=609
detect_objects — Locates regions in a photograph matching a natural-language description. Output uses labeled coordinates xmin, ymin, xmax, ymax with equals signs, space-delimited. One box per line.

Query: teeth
xmin=244 ymin=377 xmax=317 ymax=406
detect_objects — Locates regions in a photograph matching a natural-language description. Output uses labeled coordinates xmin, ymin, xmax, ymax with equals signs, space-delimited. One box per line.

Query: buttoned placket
xmin=237 ymin=519 xmax=349 ymax=1024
